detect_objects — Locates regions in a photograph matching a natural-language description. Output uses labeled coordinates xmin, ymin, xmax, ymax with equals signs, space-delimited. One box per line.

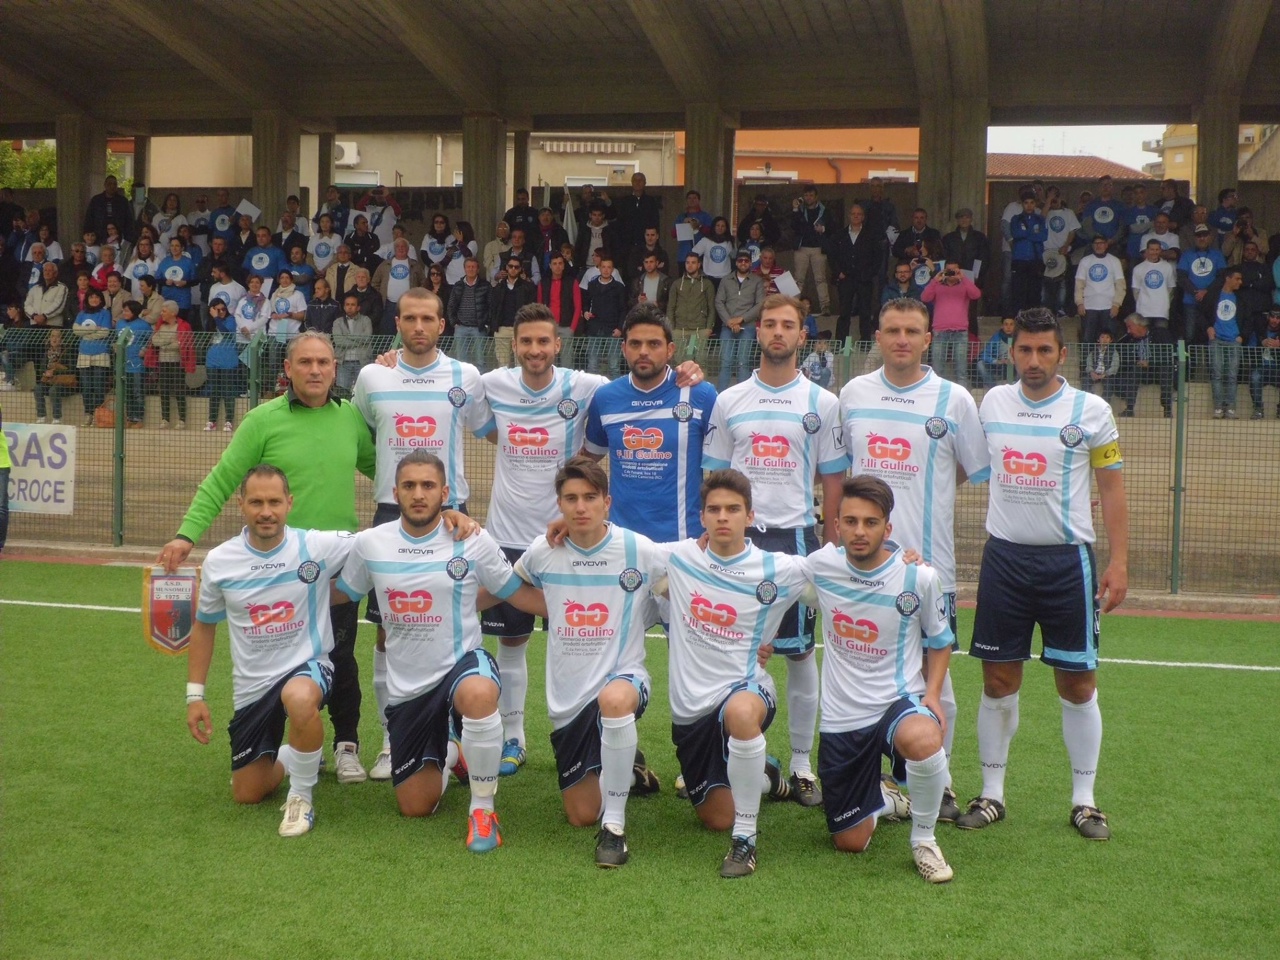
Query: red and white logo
xmin=394 ymin=414 xmax=437 ymax=438
xmin=690 ymin=592 xmax=737 ymax=627
xmin=247 ymin=601 xmax=295 ymax=625
xmin=507 ymin=423 xmax=551 ymax=447
xmin=622 ymin=425 xmax=663 ymax=450
xmin=866 ymin=433 xmax=911 ymax=461
xmin=386 ymin=589 xmax=433 ymax=614
xmin=830 ymin=608 xmax=878 ymax=643
xmin=563 ymin=600 xmax=609 ymax=627
xmin=750 ymin=433 xmax=790 ymax=458
xmin=1001 ymin=448 xmax=1048 ymax=476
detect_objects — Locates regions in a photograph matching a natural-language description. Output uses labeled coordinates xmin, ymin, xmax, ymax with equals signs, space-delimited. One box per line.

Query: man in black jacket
xmin=829 ymin=204 xmax=880 ymax=341
xmin=503 ymin=188 xmax=539 ymax=241
xmin=84 ymin=176 xmax=134 ymax=243
xmin=272 ymin=212 xmax=308 ymax=262
xmin=490 ymin=255 xmax=537 ymax=367
xmin=583 ymin=255 xmax=628 ymax=375
xmin=942 ymin=208 xmax=989 ymax=333
xmin=736 ymin=194 xmax=782 ymax=247
xmin=790 ymin=185 xmax=831 ymax=314
xmin=613 ymin=173 xmax=661 ymax=268
xmin=892 ymin=207 xmax=943 ymax=262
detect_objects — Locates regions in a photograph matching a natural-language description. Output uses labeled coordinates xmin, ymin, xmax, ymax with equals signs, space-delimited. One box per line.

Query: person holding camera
xmin=920 ymin=262 xmax=980 ymax=386
xmin=1222 ymin=207 xmax=1268 ymax=266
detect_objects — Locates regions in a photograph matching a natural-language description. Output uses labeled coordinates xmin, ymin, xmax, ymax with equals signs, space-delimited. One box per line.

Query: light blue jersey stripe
xmin=451 ymin=538 xmax=466 ymax=660
xmin=749 ymin=552 xmax=777 ymax=675
xmin=368 ymin=390 xmax=451 ymax=402
xmin=1061 ymin=390 xmax=1088 ymax=541
xmin=537 ymin=572 xmax=623 ymax=588
xmin=296 ymin=536 xmax=323 ymax=658
xmin=894 ymin=565 xmax=919 ymax=698
xmin=984 ymin=422 xmax=1063 ymax=438
xmin=447 ymin=361 xmax=464 ymax=497
xmin=846 ymin=407 xmax=930 ymax=426
xmin=218 ymin=568 xmax=317 ymax=591
xmin=813 ymin=576 xmax=902 ymax=609
xmin=615 ymin=531 xmax=639 ymax=668
xmin=366 ymin=559 xmax=454 ymax=574
xmin=922 ymin=380 xmax=951 ymax=564
xmin=669 ymin=554 xmax=772 ymax=599
xmin=725 ymin=411 xmax=804 ymax=427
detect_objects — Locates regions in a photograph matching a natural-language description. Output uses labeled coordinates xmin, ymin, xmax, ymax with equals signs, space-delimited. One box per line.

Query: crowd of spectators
xmin=3 ymin=170 xmax=1280 ymax=421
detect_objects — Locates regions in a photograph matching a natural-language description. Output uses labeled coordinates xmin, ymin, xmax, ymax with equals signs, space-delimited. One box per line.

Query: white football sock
xmin=906 ymin=748 xmax=949 ymax=846
xmin=285 ymin=746 xmax=322 ymax=804
xmin=977 ymin=692 xmax=1019 ymax=803
xmin=1060 ymin=692 xmax=1102 ymax=808
xmin=940 ymin=670 xmax=958 ymax=784
xmin=440 ymin=739 xmax=459 ymax=797
xmin=599 ymin=713 xmax=637 ymax=830
xmin=373 ymin=647 xmax=390 ymax=745
xmin=496 ymin=643 xmax=528 ymax=746
xmin=786 ymin=655 xmax=819 ymax=777
xmin=461 ymin=711 xmax=503 ymax=813
xmin=727 ymin=734 xmax=766 ymax=841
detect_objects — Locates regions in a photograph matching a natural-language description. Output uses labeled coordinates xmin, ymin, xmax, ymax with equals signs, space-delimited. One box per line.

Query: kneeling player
xmin=186 ymin=465 xmax=355 ymax=837
xmin=516 ymin=457 xmax=659 ymax=868
xmin=656 ymin=470 xmax=806 ymax=878
xmin=336 ymin=451 xmax=544 ymax=852
xmin=805 ymin=475 xmax=955 ymax=882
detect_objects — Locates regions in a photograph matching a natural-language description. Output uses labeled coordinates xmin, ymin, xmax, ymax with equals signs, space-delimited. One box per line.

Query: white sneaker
xmin=334 ymin=742 xmax=367 ymax=784
xmin=369 ymin=747 xmax=393 ymax=781
xmin=223 ymin=420 xmax=234 ymax=432
xmin=278 ymin=794 xmax=315 ymax=837
xmin=175 ymin=420 xmax=186 ymax=430
xmin=160 ymin=419 xmax=170 ymax=429
xmin=912 ymin=840 xmax=954 ymax=883
xmin=880 ymin=774 xmax=912 ymax=821
xmin=36 ymin=416 xmax=47 ymax=424
xmin=204 ymin=421 xmax=215 ymax=431
xmin=0 ymin=379 xmax=14 ymax=390
xmin=51 ymin=418 xmax=62 ymax=425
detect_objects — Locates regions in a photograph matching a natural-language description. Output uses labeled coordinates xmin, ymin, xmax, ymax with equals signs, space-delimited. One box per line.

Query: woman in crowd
xmin=153 ymin=193 xmax=187 ymax=246
xmin=692 ymin=217 xmax=736 ymax=288
xmin=35 ymin=223 xmax=63 ymax=262
xmin=151 ymin=300 xmax=193 ymax=429
xmin=33 ymin=330 xmax=74 ymax=424
xmin=203 ymin=298 xmax=240 ymax=433
xmin=307 ymin=213 xmax=341 ymax=273
xmin=445 ymin=221 xmax=477 ymax=286
xmin=420 ymin=213 xmax=454 ymax=266
xmin=483 ymin=219 xmax=510 ymax=282
xmin=120 ymin=234 xmax=160 ymax=296
xmin=71 ymin=287 xmax=113 ymax=424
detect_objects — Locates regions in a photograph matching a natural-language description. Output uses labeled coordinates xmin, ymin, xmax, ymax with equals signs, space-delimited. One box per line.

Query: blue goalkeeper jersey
xmin=585 ymin=368 xmax=717 ymax=542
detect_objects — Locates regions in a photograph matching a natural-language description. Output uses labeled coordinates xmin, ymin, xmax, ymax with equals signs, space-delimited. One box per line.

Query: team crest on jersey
xmin=895 ymin=590 xmax=921 ymax=617
xmin=446 ymin=557 xmax=470 ymax=581
xmin=801 ymin=412 xmax=822 ymax=435
xmin=1059 ymin=424 xmax=1085 ymax=448
xmin=447 ymin=386 xmax=467 ymax=408
xmin=756 ymin=580 xmax=779 ymax=605
xmin=925 ymin=416 xmax=948 ymax=440
xmin=297 ymin=561 xmax=321 ymax=584
xmin=557 ymin=398 xmax=580 ymax=420
xmin=671 ymin=401 xmax=693 ymax=423
xmin=618 ymin=567 xmax=644 ymax=593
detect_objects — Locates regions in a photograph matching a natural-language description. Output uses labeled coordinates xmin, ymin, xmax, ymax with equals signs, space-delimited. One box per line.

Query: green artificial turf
xmin=1 ymin=561 xmax=1278 ymax=959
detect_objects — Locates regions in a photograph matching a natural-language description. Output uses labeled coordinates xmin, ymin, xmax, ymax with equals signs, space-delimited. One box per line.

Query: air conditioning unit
xmin=335 ymin=141 xmax=360 ymax=168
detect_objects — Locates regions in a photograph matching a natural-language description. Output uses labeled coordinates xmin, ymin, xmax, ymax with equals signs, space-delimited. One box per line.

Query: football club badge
xmin=143 ymin=564 xmax=200 ymax=655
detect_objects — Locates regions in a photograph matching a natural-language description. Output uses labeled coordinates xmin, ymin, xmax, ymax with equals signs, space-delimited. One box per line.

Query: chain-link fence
xmin=3 ymin=327 xmax=1277 ymax=595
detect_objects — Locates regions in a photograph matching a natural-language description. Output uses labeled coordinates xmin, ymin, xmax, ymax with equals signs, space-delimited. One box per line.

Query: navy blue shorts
xmin=970 ymin=537 xmax=1100 ymax=672
xmin=671 ymin=680 xmax=777 ymax=808
xmin=549 ymin=675 xmax=650 ymax=791
xmin=745 ymin=525 xmax=819 ymax=654
xmin=481 ymin=545 xmax=540 ymax=638
xmin=818 ymin=696 xmax=938 ymax=834
xmin=366 ymin=501 xmax=467 ymax=624
xmin=227 ymin=659 xmax=333 ymax=771
xmin=384 ymin=648 xmax=499 ymax=787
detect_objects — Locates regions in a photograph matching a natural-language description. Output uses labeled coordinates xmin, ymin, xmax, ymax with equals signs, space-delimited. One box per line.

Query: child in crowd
xmin=114 ymin=300 xmax=152 ymax=427
xmin=978 ymin=316 xmax=1016 ymax=388
xmin=802 ymin=330 xmax=835 ymax=389
xmin=1087 ymin=329 xmax=1120 ymax=400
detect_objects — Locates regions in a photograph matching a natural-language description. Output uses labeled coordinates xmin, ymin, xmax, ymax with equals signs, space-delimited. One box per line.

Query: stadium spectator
xmin=9 ymin=209 xmax=41 ymax=263
xmin=25 ymin=261 xmax=69 ymax=330
xmin=186 ymin=193 xmax=213 ymax=254
xmin=1178 ymin=226 xmax=1228 ymax=342
xmin=286 ymin=245 xmax=315 ymax=302
xmin=1210 ymin=188 xmax=1238 ymax=242
xmin=1248 ymin=308 xmax=1280 ymax=418
xmin=629 ymin=251 xmax=671 ymax=312
xmin=333 ymin=293 xmax=374 ymax=391
xmin=1236 ymin=241 xmax=1274 ymax=336
xmin=272 ymin=212 xmax=308 ymax=262
xmin=574 ymin=204 xmax=616 ymax=275
xmin=978 ymin=316 xmax=1016 ymax=387
xmin=673 ymin=189 xmax=713 ymax=263
xmin=490 ymin=256 xmax=536 ymax=367
xmin=120 ymin=235 xmax=160 ymax=295
xmin=203 ymin=298 xmax=240 ymax=432
xmin=714 ymin=249 xmax=764 ymax=390
xmin=113 ymin=299 xmax=150 ymax=427
xmin=893 ymin=207 xmax=943 ymax=266
xmin=424 ymin=263 xmax=450 ymax=323
xmin=503 ymin=187 xmax=539 ymax=242
xmin=613 ymin=173 xmax=661 ymax=268
xmin=737 ymin=193 xmax=782 ymax=247
xmin=206 ymin=259 xmax=246 ymax=322
xmin=444 ymin=222 xmax=478 ymax=286
xmin=800 ymin=330 xmax=834 ymax=389
xmin=1121 ymin=183 xmax=1159 ymax=264
xmin=89 ymin=244 xmax=118 ymax=290
xmin=667 ymin=252 xmax=716 ymax=340
xmin=241 ymin=226 xmax=286 ymax=293
xmin=157 ymin=237 xmax=196 ymax=319
xmin=1009 ymin=190 xmax=1048 ymax=312
xmin=921 ymin=263 xmax=981 ymax=386
xmin=791 ymin=186 xmax=831 ymax=315
xmin=942 ymin=206 xmax=987 ymax=330
xmin=1080 ymin=175 xmax=1124 ymax=258
xmin=372 ymin=238 xmax=425 ymax=321
xmin=1222 ymin=207 xmax=1268 ymax=266
xmin=881 ymin=259 xmax=924 ymax=306
xmin=624 ymin=226 xmax=669 ymax=285
xmin=583 ymin=256 xmax=628 ymax=375
xmin=152 ymin=193 xmax=186 ymax=247
xmin=304 ymin=276 xmax=339 ymax=335
xmin=1139 ymin=212 xmax=1181 ymax=260
xmin=691 ymin=218 xmax=734 ymax=288
xmin=536 ymin=253 xmax=581 ymax=358
xmin=1177 ymin=204 xmax=1212 ymax=254
xmin=754 ymin=246 xmax=784 ymax=298
xmin=1115 ymin=313 xmax=1172 ymax=418
xmin=19 ymin=243 xmax=49 ymax=295
xmin=568 ymin=183 xmax=614 ymax=230
xmin=1084 ymin=329 xmax=1120 ymax=402
xmin=348 ymin=268 xmax=385 ymax=337
xmin=484 ymin=220 xmax=511 ymax=281
xmin=152 ymin=300 xmax=194 ymax=428
xmin=208 ymin=189 xmax=238 ymax=245
xmin=1160 ymin=178 xmax=1196 ymax=230
xmin=32 ymin=329 xmax=73 ymax=423
xmin=58 ymin=242 xmax=92 ymax=289
xmin=103 ymin=272 xmax=128 ymax=323
xmin=743 ymin=221 xmax=765 ymax=266
xmin=1131 ymin=239 xmax=1176 ymax=335
xmin=228 ymin=214 xmax=255 ymax=262
xmin=313 ymin=184 xmax=350 ymax=237
xmin=420 ymin=213 xmax=454 ymax=266
xmin=534 ymin=208 xmax=569 ymax=275
xmin=344 ymin=214 xmax=382 ymax=272
xmin=354 ymin=186 xmax=400 ymax=247
xmin=84 ymin=176 xmax=133 ymax=243
xmin=500 ymin=228 xmax=541 ymax=284
xmin=1201 ymin=266 xmax=1245 ymax=419
xmin=324 ymin=244 xmax=358 ymax=303
xmin=1076 ymin=234 xmax=1126 ymax=342
xmin=830 ymin=204 xmax=881 ymax=343
xmin=1041 ymin=188 xmax=1078 ymax=315
xmin=70 ymin=287 xmax=112 ymax=424
xmin=307 ymin=214 xmax=341 ymax=273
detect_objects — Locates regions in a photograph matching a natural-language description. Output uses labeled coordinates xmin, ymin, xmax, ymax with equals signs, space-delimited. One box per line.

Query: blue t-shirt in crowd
xmin=113 ymin=316 xmax=152 ymax=374
xmin=157 ymin=253 xmax=195 ymax=308
xmin=1213 ymin=292 xmax=1240 ymax=342
xmin=1083 ymin=198 xmax=1125 ymax=240
xmin=1178 ymin=247 xmax=1227 ymax=304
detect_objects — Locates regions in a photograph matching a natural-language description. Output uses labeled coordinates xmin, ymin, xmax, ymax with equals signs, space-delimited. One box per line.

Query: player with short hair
xmin=806 ymin=475 xmax=955 ymax=882
xmin=336 ymin=451 xmax=543 ymax=852
xmin=703 ymin=293 xmax=849 ymax=806
xmin=838 ymin=297 xmax=989 ymax=821
xmin=514 ymin=456 xmax=661 ymax=867
xmin=655 ymin=469 xmax=807 ymax=877
xmin=960 ymin=308 xmax=1128 ymax=840
xmin=186 ymin=465 xmax=356 ymax=837
xmin=351 ymin=286 xmax=491 ymax=781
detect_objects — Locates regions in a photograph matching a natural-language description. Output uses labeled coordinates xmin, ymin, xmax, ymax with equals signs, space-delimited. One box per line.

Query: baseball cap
xmin=1194 ymin=224 xmax=1211 ymax=235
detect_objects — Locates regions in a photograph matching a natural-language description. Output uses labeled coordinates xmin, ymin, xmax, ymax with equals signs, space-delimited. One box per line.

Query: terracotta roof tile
xmin=986 ymin=153 xmax=1155 ymax=181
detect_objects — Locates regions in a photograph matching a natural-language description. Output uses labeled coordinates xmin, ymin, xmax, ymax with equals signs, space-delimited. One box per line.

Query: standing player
xmin=960 ymin=308 xmax=1128 ymax=840
xmin=515 ymin=457 xmax=660 ymax=867
xmin=806 ymin=475 xmax=956 ymax=883
xmin=838 ymin=297 xmax=989 ymax=820
xmin=336 ymin=451 xmax=544 ymax=851
xmin=655 ymin=469 xmax=807 ymax=877
xmin=185 ymin=465 xmax=355 ymax=837
xmin=703 ymin=293 xmax=849 ymax=805
xmin=352 ymin=287 xmax=490 ymax=781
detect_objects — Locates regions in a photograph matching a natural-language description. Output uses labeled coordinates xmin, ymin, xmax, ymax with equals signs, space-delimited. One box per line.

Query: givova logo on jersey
xmin=828 ymin=608 xmax=882 ymax=653
xmin=859 ymin=433 xmax=920 ymax=474
xmin=619 ymin=425 xmax=673 ymax=461
xmin=384 ymin=588 xmax=443 ymax=624
xmin=391 ymin=414 xmax=445 ymax=450
xmin=558 ymin=600 xmax=615 ymax=639
xmin=998 ymin=448 xmax=1057 ymax=488
xmin=503 ymin=423 xmax=559 ymax=458
xmin=681 ymin=592 xmax=745 ymax=641
xmin=245 ymin=601 xmax=301 ymax=636
xmin=746 ymin=433 xmax=796 ymax=468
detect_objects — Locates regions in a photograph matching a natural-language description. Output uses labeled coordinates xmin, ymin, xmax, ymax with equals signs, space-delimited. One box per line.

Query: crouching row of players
xmin=186 ymin=451 xmax=954 ymax=882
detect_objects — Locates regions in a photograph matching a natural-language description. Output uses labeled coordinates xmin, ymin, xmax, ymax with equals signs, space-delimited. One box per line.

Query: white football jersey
xmin=839 ymin=367 xmax=989 ymax=592
xmin=804 ymin=542 xmax=953 ymax=732
xmin=481 ymin=366 xmax=609 ymax=548
xmin=979 ymin=379 xmax=1122 ymax=546
xmin=659 ymin=539 xmax=808 ymax=724
xmin=197 ymin=527 xmax=354 ymax=709
xmin=703 ymin=372 xmax=848 ymax=529
xmin=337 ymin=522 xmax=522 ymax=704
xmin=516 ymin=526 xmax=658 ymax=730
xmin=351 ymin=352 xmax=490 ymax=506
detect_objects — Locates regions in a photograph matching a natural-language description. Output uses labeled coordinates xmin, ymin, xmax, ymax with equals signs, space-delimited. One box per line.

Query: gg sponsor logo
xmin=394 ymin=413 xmax=436 ymax=438
xmin=689 ymin=592 xmax=737 ymax=627
xmin=622 ymin=425 xmax=663 ymax=450
xmin=750 ymin=433 xmax=790 ymax=458
xmin=385 ymin=588 xmax=443 ymax=623
xmin=563 ymin=600 xmax=609 ymax=628
xmin=830 ymin=609 xmax=879 ymax=645
xmin=247 ymin=601 xmax=295 ymax=626
xmin=1002 ymin=448 xmax=1047 ymax=476
xmin=507 ymin=423 xmax=551 ymax=447
xmin=866 ymin=433 xmax=910 ymax=461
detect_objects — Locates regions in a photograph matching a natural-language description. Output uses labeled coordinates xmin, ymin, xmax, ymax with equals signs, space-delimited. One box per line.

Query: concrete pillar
xmin=463 ymin=113 xmax=506 ymax=240
xmin=721 ymin=128 xmax=737 ymax=222
xmin=1195 ymin=96 xmax=1240 ymax=205
xmin=317 ymin=133 xmax=336 ymax=194
xmin=948 ymin=96 xmax=990 ymax=228
xmin=251 ymin=109 xmax=300 ymax=228
xmin=54 ymin=113 xmax=106 ymax=248
xmin=915 ymin=98 xmax=952 ymax=232
xmin=685 ymin=103 xmax=734 ymax=221
xmin=512 ymin=130 xmax=531 ymax=198
xmin=131 ymin=135 xmax=150 ymax=191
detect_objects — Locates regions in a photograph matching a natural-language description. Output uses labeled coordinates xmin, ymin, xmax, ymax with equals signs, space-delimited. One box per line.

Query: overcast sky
xmin=988 ymin=125 xmax=1166 ymax=173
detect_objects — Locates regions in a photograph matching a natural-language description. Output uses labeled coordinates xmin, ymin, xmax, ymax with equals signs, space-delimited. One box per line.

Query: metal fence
xmin=3 ymin=326 xmax=1278 ymax=595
